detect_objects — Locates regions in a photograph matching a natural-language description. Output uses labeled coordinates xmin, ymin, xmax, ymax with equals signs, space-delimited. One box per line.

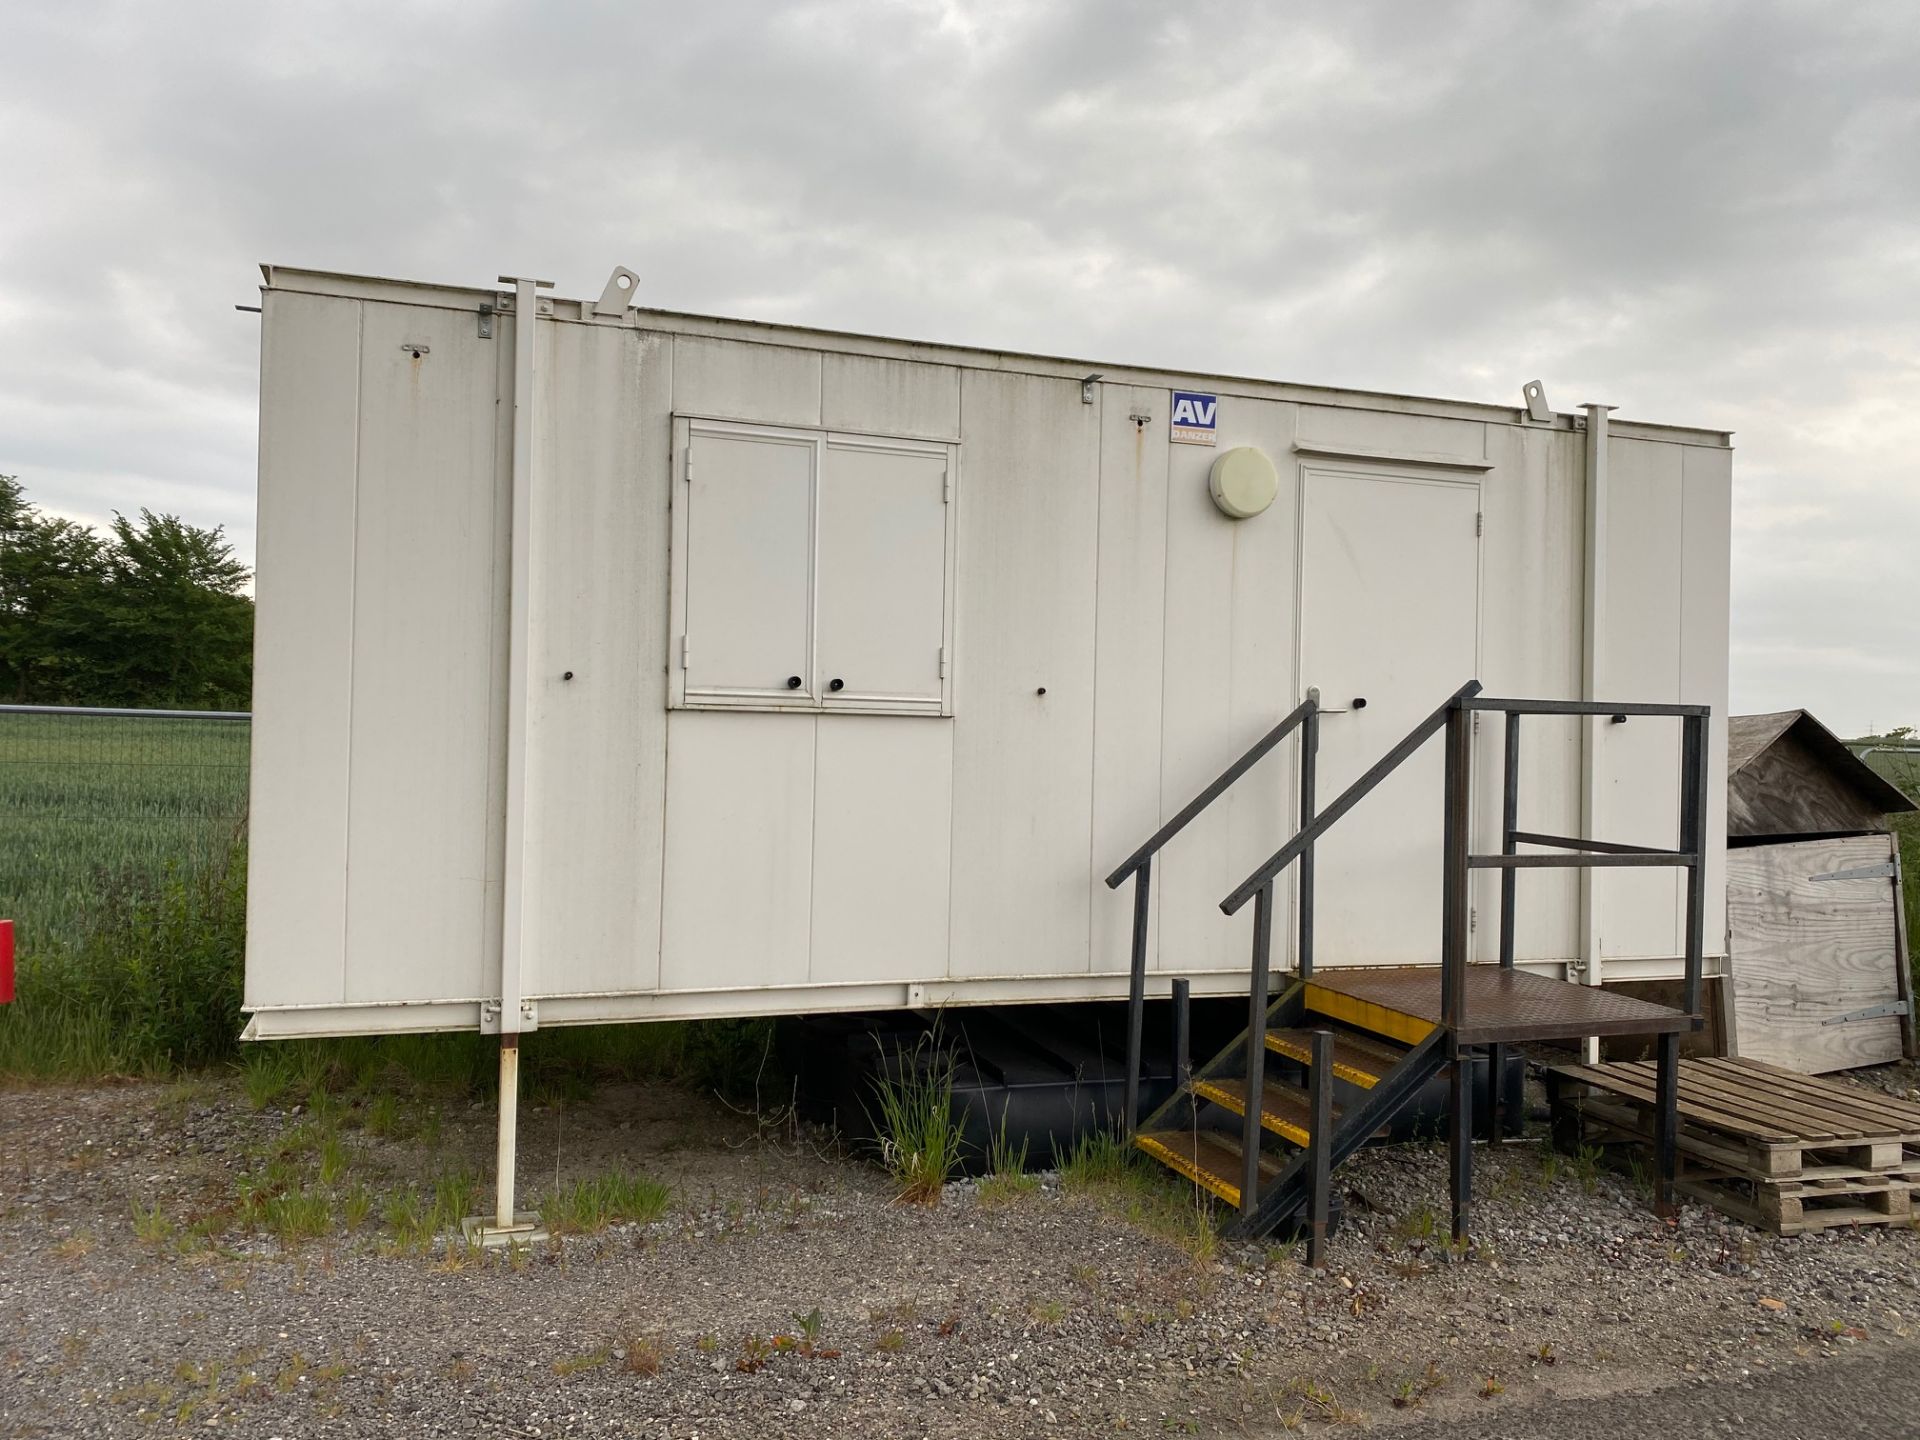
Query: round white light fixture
xmin=1208 ymin=446 xmax=1279 ymax=519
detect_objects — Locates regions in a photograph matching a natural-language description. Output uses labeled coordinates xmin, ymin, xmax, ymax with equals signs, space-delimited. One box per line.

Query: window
xmin=669 ymin=418 xmax=957 ymax=715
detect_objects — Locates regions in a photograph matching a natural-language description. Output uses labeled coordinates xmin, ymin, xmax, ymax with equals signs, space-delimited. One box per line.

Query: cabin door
xmin=1296 ymin=468 xmax=1481 ymax=968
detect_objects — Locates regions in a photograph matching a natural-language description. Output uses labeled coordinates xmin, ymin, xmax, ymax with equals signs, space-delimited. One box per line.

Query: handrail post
xmin=1298 ymin=701 xmax=1319 ymax=979
xmin=1680 ymin=712 xmax=1708 ymax=1021
xmin=1171 ymin=977 xmax=1192 ymax=1123
xmin=1441 ymin=702 xmax=1472 ymax=1033
xmin=1241 ymin=881 xmax=1275 ymax=1213
xmin=1498 ymin=710 xmax=1520 ymax=971
xmin=1123 ymin=859 xmax=1152 ymax=1134
xmin=1306 ymin=1028 xmax=1334 ymax=1267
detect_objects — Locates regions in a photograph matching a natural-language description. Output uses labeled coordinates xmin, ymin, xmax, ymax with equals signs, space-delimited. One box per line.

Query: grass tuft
xmin=867 ymin=1033 xmax=965 ymax=1205
xmin=540 ymin=1170 xmax=672 ymax=1234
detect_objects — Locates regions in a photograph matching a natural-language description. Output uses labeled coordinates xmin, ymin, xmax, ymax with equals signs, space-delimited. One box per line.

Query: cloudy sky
xmin=2 ymin=1 xmax=1915 ymax=733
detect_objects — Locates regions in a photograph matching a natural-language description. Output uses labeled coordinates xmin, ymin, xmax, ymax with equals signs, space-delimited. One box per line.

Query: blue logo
xmin=1170 ymin=390 xmax=1218 ymax=445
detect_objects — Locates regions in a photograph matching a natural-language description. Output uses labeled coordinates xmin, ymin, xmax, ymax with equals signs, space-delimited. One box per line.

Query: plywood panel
xmin=342 ymin=302 xmax=507 ymax=1005
xmin=948 ymin=370 xmax=1100 ymax=978
xmin=1729 ymin=836 xmax=1904 ymax=1073
xmin=659 ymin=711 xmax=815 ymax=991
xmin=1595 ymin=437 xmax=1684 ymax=961
xmin=1090 ymin=386 xmax=1169 ymax=976
xmin=822 ymin=353 xmax=960 ymax=440
xmin=674 ymin=336 xmax=821 ymax=427
xmin=811 ymin=717 xmax=952 ymax=984
xmin=1474 ymin=422 xmax=1584 ymax=965
xmin=524 ymin=328 xmax=670 ymax=998
xmin=246 ymin=291 xmax=361 ymax=1009
xmin=1155 ymin=396 xmax=1303 ymax=976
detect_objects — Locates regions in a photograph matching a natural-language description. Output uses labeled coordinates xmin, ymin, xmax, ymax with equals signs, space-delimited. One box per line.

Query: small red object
xmin=0 ymin=920 xmax=12 ymax=1004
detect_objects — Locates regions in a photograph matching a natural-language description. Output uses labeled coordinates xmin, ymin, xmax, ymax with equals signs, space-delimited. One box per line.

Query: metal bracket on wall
xmin=593 ymin=266 xmax=640 ymax=318
xmin=478 ymin=301 xmax=495 ymax=340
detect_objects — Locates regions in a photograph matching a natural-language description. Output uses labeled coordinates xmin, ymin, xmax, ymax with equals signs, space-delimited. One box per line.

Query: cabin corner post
xmin=1578 ymin=404 xmax=1616 ymax=1064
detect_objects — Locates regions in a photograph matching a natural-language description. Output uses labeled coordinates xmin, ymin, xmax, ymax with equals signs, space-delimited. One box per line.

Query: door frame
xmin=1286 ymin=461 xmax=1487 ymax=969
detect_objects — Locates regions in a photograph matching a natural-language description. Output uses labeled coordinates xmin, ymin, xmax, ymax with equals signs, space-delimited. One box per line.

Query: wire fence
xmin=1850 ymin=742 xmax=1920 ymax=804
xmin=0 ymin=705 xmax=251 ymax=958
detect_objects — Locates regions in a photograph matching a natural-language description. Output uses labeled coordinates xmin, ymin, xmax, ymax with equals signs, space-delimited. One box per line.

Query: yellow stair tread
xmin=1191 ymin=1076 xmax=1337 ymax=1146
xmin=1136 ymin=1128 xmax=1284 ymax=1210
xmin=1265 ymin=1028 xmax=1405 ymax=1087
xmin=1304 ymin=979 xmax=1437 ymax=1046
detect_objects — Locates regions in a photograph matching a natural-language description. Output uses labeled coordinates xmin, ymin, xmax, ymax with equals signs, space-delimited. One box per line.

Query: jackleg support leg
xmin=1450 ymin=1048 xmax=1474 ymax=1245
xmin=1653 ymin=1030 xmax=1680 ymax=1218
xmin=462 ymin=1033 xmax=548 ymax=1247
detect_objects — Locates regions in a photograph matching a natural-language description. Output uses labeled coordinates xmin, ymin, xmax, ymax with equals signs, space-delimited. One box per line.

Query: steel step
xmin=1190 ymin=1075 xmax=1339 ymax=1146
xmin=1135 ymin=1127 xmax=1284 ymax=1210
xmin=1264 ymin=1027 xmax=1406 ymax=1088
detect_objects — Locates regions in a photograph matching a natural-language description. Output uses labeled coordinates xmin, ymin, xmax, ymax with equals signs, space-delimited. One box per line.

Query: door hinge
xmin=679 ymin=635 xmax=690 ymax=670
xmin=1823 ymin=999 xmax=1909 ymax=1026
xmin=1472 ymin=712 xmax=1480 ymax=735
xmin=1811 ymin=862 xmax=1895 ymax=882
xmin=683 ymin=448 xmax=694 ymax=482
xmin=938 ymin=645 xmax=947 ymax=679
xmin=1469 ymin=905 xmax=1478 ymax=933
xmin=1475 ymin=511 xmax=1483 ymax=537
xmin=943 ymin=470 xmax=952 ymax=503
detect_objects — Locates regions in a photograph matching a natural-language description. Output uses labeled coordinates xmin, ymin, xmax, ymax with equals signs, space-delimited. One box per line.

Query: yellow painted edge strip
xmin=1191 ymin=1079 xmax=1312 ymax=1147
xmin=1136 ymin=1135 xmax=1240 ymax=1209
xmin=1305 ymin=983 xmax=1437 ymax=1047
xmin=1264 ymin=1032 xmax=1382 ymax=1088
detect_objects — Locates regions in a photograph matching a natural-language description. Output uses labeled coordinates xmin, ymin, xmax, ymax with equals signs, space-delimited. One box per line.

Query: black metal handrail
xmin=1106 ymin=692 xmax=1321 ymax=1134
xmin=1220 ymin=680 xmax=1485 ymax=916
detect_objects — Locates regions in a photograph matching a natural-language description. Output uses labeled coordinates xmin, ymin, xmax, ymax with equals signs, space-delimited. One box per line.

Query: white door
xmin=1297 ymin=469 xmax=1480 ymax=968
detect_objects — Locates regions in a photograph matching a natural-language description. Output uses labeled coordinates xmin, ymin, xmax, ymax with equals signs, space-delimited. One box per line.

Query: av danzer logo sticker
xmin=1170 ymin=390 xmax=1218 ymax=446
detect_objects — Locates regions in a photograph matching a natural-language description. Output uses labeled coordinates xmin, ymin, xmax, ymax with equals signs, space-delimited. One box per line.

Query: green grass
xmin=0 ymin=713 xmax=249 ymax=957
xmin=867 ymin=1034 xmax=966 ymax=1204
xmin=540 ymin=1169 xmax=672 ymax=1233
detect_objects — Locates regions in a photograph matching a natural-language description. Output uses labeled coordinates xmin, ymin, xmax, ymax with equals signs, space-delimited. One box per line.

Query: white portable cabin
xmin=242 ymin=265 xmax=1732 ymax=1049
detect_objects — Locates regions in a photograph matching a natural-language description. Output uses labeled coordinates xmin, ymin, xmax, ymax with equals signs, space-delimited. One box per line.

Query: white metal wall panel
xmin=1474 ymin=422 xmax=1585 ymax=963
xmin=674 ymin=335 xmax=822 ymax=428
xmin=245 ymin=291 xmax=361 ymax=1008
xmin=523 ymin=327 xmax=671 ymax=998
xmin=948 ymin=371 xmax=1100 ymax=978
xmin=659 ymin=710 xmax=815 ymax=991
xmin=343 ymin=303 xmax=507 ymax=1004
xmin=817 ymin=438 xmax=949 ymax=708
xmin=1089 ymin=387 xmax=1170 ymax=976
xmin=1154 ymin=397 xmax=1304 ymax=976
xmin=1595 ymin=437 xmax=1685 ymax=960
xmin=811 ymin=716 xmax=953 ymax=983
xmin=822 ymin=353 xmax=960 ymax=440
xmin=1296 ymin=405 xmax=1487 ymax=465
xmin=1680 ymin=443 xmax=1732 ymax=949
xmin=682 ymin=425 xmax=818 ymax=701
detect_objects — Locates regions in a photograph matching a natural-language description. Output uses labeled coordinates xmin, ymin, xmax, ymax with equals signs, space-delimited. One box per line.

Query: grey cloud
xmin=0 ymin=0 xmax=1914 ymax=730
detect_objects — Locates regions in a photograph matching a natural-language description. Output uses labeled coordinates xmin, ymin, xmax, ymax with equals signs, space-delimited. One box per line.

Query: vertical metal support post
xmin=1499 ymin=711 xmax=1521 ymax=971
xmin=1679 ymin=713 xmax=1709 ymax=1022
xmin=1298 ymin=703 xmax=1319 ymax=979
xmin=1171 ymin=977 xmax=1192 ymax=1109
xmin=1450 ymin=1049 xmax=1474 ymax=1243
xmin=1440 ymin=705 xmax=1472 ymax=1033
xmin=1307 ymin=1029 xmax=1334 ymax=1267
xmin=1241 ymin=882 xmax=1275 ymax=1213
xmin=1123 ymin=859 xmax=1151 ymax=1135
xmin=494 ymin=1035 xmax=520 ymax=1228
xmin=1653 ymin=1030 xmax=1680 ymax=1216
xmin=1487 ymin=1042 xmax=1507 ymax=1147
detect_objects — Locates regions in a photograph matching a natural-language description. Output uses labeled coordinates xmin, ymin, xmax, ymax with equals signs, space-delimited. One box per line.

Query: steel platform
xmin=1305 ymin=965 xmax=1693 ymax=1045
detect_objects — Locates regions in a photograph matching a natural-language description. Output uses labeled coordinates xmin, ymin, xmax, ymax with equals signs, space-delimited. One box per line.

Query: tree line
xmin=0 ymin=474 xmax=253 ymax=710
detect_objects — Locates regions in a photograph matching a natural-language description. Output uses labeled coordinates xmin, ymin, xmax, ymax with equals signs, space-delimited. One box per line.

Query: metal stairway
xmin=1106 ymin=681 xmax=1712 ymax=1259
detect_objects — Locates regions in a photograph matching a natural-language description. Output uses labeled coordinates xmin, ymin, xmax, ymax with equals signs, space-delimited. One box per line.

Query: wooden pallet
xmin=1549 ymin=1056 xmax=1920 ymax=1235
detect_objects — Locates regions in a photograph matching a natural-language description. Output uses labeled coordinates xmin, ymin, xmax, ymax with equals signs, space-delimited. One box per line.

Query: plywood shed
xmin=1726 ymin=710 xmax=1917 ymax=1073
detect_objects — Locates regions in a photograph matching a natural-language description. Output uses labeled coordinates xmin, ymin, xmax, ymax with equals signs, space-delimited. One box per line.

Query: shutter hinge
xmin=679 ymin=635 xmax=690 ymax=670
xmin=1475 ymin=511 xmax=1483 ymax=537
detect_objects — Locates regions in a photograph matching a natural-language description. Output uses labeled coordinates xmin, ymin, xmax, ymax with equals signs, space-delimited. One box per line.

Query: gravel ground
xmin=3 ymin=1071 xmax=1918 ymax=1438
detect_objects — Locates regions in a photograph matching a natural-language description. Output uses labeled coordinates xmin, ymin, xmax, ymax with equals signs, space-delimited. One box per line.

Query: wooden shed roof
xmin=1727 ymin=709 xmax=1916 ymax=839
